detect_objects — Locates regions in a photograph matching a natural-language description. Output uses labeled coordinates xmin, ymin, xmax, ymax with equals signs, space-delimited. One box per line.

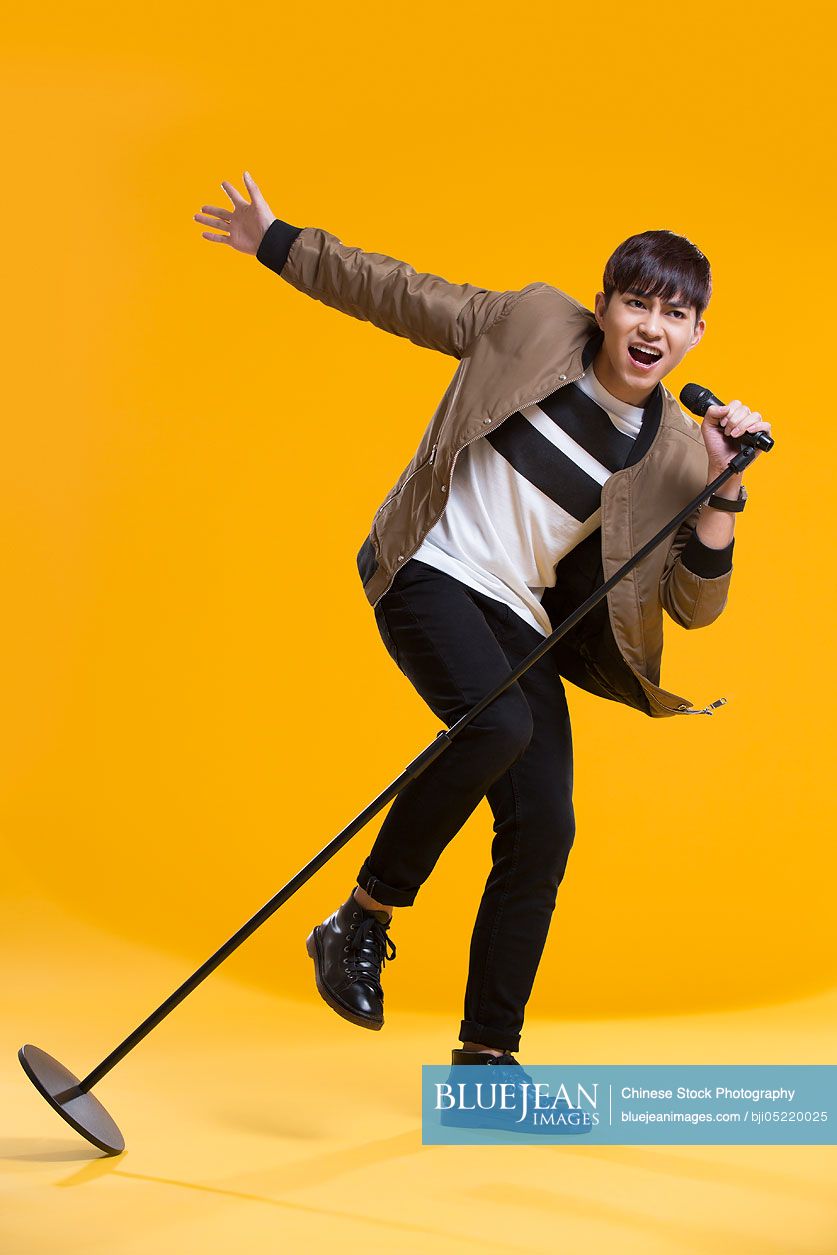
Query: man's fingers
xmin=221 ymin=180 xmax=247 ymax=208
xmin=194 ymin=213 xmax=230 ymax=229
xmin=201 ymin=232 xmax=231 ymax=244
xmin=201 ymin=204 xmax=232 ymax=221
xmin=727 ymin=407 xmax=753 ymax=436
xmin=242 ymin=170 xmax=262 ymax=201
xmin=720 ymin=400 xmax=746 ymax=428
xmin=703 ymin=401 xmax=773 ymax=451
xmin=730 ymin=414 xmax=768 ymax=437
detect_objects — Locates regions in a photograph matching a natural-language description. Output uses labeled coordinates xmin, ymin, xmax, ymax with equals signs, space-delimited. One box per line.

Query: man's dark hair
xmin=602 ymin=229 xmax=712 ymax=324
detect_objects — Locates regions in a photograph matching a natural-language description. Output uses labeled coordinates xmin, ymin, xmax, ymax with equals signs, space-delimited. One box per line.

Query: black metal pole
xmin=76 ymin=733 xmax=452 ymax=1092
xmin=77 ymin=447 xmax=758 ymax=1094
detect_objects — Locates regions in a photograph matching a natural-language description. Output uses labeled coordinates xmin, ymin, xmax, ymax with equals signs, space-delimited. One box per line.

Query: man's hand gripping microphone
xmin=680 ymin=383 xmax=775 ymax=474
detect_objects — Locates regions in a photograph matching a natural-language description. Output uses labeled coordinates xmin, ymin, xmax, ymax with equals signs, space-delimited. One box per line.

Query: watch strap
xmin=707 ymin=485 xmax=747 ymax=512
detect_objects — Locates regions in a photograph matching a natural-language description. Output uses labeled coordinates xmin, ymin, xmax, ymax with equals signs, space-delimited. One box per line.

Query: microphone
xmin=679 ymin=383 xmax=774 ymax=452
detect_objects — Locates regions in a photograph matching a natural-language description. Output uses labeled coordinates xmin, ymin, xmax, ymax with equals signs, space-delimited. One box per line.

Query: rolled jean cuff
xmin=356 ymin=859 xmax=419 ymax=908
xmin=459 ymin=1020 xmax=522 ymax=1053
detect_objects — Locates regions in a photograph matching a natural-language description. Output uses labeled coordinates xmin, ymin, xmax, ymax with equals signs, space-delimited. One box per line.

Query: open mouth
xmin=627 ymin=344 xmax=663 ymax=370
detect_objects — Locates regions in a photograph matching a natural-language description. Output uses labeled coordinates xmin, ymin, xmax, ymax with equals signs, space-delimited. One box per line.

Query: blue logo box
xmin=421 ymin=1065 xmax=837 ymax=1145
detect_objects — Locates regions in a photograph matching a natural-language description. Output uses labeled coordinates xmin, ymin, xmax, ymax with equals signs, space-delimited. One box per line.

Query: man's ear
xmin=594 ymin=290 xmax=607 ymax=329
xmin=687 ymin=317 xmax=706 ymax=351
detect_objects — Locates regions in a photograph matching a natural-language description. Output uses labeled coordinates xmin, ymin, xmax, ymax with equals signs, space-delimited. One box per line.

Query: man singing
xmin=194 ymin=173 xmax=771 ymax=1076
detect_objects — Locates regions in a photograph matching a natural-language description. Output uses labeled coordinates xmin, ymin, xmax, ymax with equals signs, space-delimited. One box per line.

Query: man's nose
xmin=639 ymin=308 xmax=663 ymax=337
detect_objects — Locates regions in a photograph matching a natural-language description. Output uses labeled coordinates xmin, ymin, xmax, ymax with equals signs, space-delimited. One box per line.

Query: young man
xmin=195 ymin=174 xmax=771 ymax=1070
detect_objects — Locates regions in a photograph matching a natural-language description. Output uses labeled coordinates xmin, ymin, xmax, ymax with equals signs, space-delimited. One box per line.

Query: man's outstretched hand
xmin=193 ymin=171 xmax=276 ymax=256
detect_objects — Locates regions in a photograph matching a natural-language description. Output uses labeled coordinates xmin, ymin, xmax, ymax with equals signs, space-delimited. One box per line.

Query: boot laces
xmin=346 ymin=916 xmax=397 ymax=994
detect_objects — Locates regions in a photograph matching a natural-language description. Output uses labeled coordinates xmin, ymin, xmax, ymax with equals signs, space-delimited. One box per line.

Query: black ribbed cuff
xmin=680 ymin=531 xmax=735 ymax=578
xmin=255 ymin=217 xmax=304 ymax=275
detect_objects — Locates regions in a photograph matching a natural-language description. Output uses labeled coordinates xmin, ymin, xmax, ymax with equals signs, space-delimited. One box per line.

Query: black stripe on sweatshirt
xmin=485 ymin=414 xmax=603 ymax=522
xmin=536 ymin=385 xmax=637 ymax=473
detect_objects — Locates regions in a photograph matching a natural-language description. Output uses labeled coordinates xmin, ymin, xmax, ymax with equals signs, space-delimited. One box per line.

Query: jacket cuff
xmin=680 ymin=531 xmax=735 ymax=578
xmin=256 ymin=218 xmax=304 ymax=276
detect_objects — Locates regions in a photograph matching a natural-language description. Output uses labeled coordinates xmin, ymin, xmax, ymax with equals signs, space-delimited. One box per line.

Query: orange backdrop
xmin=2 ymin=5 xmax=832 ymax=1029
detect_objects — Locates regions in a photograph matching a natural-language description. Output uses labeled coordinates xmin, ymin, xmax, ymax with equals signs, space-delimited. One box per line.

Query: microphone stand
xmin=18 ymin=437 xmax=771 ymax=1155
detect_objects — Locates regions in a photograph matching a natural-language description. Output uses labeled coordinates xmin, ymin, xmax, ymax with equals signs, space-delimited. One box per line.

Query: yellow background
xmin=3 ymin=1 xmax=836 ymax=1251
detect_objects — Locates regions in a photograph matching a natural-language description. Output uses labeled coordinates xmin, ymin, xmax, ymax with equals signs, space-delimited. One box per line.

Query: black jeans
xmin=356 ymin=558 xmax=576 ymax=1052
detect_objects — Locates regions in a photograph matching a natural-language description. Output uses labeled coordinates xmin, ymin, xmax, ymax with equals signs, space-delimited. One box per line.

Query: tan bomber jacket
xmin=257 ymin=219 xmax=736 ymax=719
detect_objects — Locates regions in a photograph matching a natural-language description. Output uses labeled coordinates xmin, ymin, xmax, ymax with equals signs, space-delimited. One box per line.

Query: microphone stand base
xmin=18 ymin=1043 xmax=125 ymax=1156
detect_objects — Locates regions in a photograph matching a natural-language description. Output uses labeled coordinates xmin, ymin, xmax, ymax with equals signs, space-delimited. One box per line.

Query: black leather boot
xmin=439 ymin=1049 xmax=593 ymax=1136
xmin=305 ymin=889 xmax=396 ymax=1031
xmin=451 ymin=1049 xmax=519 ymax=1066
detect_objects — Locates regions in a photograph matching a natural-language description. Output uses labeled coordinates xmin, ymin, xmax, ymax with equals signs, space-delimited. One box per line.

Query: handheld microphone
xmin=679 ymin=384 xmax=774 ymax=452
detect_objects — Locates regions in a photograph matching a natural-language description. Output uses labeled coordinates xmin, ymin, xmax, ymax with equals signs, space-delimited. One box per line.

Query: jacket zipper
xmin=676 ymin=697 xmax=727 ymax=715
xmin=374 ymin=443 xmax=438 ymax=520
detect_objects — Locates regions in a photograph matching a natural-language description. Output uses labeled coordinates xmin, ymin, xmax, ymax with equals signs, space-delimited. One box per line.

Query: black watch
xmin=707 ymin=485 xmax=747 ymax=512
